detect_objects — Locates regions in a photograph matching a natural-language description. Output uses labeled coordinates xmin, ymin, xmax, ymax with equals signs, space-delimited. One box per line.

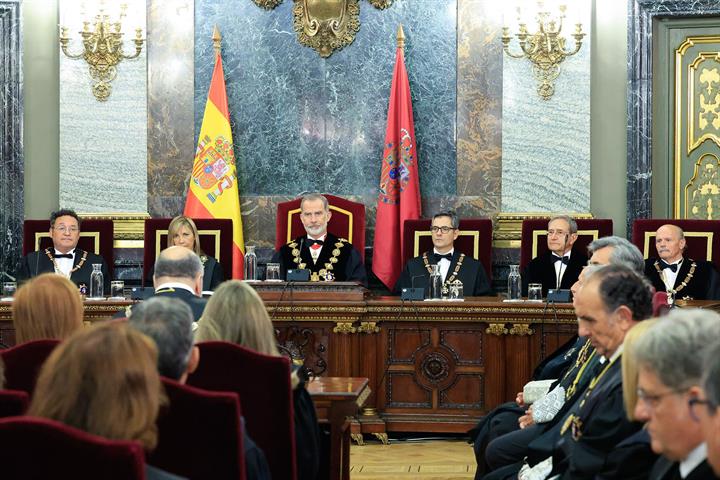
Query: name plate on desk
xmin=251 ymin=281 xmax=367 ymax=302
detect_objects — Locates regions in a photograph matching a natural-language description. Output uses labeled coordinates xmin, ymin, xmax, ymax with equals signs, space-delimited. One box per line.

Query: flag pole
xmin=397 ymin=24 xmax=405 ymax=51
xmin=213 ymin=25 xmax=222 ymax=56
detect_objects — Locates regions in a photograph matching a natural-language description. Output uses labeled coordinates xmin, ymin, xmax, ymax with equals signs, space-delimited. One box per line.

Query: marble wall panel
xmin=194 ymin=0 xmax=457 ymax=198
xmin=147 ymin=0 xmax=195 ymax=218
xmin=501 ymin=0 xmax=592 ymax=213
xmin=59 ymin=0 xmax=147 ymax=213
xmin=0 ymin=0 xmax=23 ymax=277
xmin=456 ymin=0 xmax=503 ymax=214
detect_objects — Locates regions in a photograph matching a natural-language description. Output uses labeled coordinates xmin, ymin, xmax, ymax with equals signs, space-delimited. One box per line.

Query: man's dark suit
xmin=395 ymin=250 xmax=491 ymax=296
xmin=644 ymin=257 xmax=720 ymax=300
xmin=16 ymin=248 xmax=111 ymax=292
xmin=523 ymin=249 xmax=587 ymax=296
xmin=121 ymin=287 xmax=207 ymax=321
xmin=650 ymin=456 xmax=719 ymax=480
xmin=272 ymin=233 xmax=367 ymax=285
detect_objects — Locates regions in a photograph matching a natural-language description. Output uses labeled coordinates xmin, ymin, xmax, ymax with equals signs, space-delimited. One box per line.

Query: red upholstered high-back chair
xmin=143 ymin=218 xmax=234 ymax=285
xmin=22 ymin=219 xmax=115 ymax=278
xmin=402 ymin=218 xmax=494 ymax=281
xmin=0 ymin=416 xmax=146 ymax=479
xmin=631 ymin=219 xmax=720 ymax=271
xmin=275 ymin=194 xmax=366 ymax=261
xmin=148 ymin=378 xmax=246 ymax=480
xmin=0 ymin=390 xmax=29 ymax=418
xmin=0 ymin=339 xmax=60 ymax=395
xmin=187 ymin=341 xmax=297 ymax=480
xmin=519 ymin=218 xmax=614 ymax=270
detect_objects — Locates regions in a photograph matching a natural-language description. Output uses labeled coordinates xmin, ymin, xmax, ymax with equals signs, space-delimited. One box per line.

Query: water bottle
xmin=244 ymin=245 xmax=257 ymax=281
xmin=90 ymin=264 xmax=104 ymax=298
xmin=428 ymin=264 xmax=443 ymax=300
xmin=507 ymin=264 xmax=521 ymax=300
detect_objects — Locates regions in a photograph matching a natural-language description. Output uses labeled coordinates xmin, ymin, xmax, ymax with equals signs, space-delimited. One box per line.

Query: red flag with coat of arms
xmin=372 ymin=25 xmax=422 ymax=290
xmin=184 ymin=30 xmax=244 ymax=279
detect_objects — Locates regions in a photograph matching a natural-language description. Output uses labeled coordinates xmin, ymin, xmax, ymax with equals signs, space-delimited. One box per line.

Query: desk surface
xmin=307 ymin=376 xmax=369 ymax=400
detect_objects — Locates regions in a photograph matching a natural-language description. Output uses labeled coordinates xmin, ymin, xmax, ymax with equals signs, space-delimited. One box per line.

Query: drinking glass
xmin=266 ymin=263 xmax=281 ymax=281
xmin=110 ymin=280 xmax=125 ymax=299
xmin=528 ymin=283 xmax=543 ymax=301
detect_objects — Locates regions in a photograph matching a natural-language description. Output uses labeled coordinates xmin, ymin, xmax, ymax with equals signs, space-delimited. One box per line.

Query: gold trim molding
xmin=485 ymin=323 xmax=508 ymax=336
xmin=493 ymin=212 xmax=594 ymax=248
xmin=357 ymin=321 xmax=381 ymax=334
xmin=333 ymin=322 xmax=357 ymax=334
xmin=509 ymin=324 xmax=534 ymax=336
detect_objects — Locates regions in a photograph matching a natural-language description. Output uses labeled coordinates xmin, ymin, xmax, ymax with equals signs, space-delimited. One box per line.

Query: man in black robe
xmin=523 ymin=215 xmax=587 ymax=297
xmin=633 ymin=310 xmax=720 ymax=480
xmin=395 ymin=210 xmax=491 ymax=297
xmin=644 ymin=224 xmax=720 ymax=302
xmin=272 ymin=193 xmax=367 ymax=285
xmin=16 ymin=208 xmax=110 ymax=293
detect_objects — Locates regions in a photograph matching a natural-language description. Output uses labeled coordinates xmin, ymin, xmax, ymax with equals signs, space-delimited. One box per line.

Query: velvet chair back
xmin=402 ymin=218 xmax=493 ymax=281
xmin=22 ymin=219 xmax=115 ymax=278
xmin=0 ymin=416 xmax=146 ymax=479
xmin=0 ymin=339 xmax=60 ymax=395
xmin=275 ymin=194 xmax=366 ymax=261
xmin=0 ymin=390 xmax=29 ymax=418
xmin=148 ymin=378 xmax=246 ymax=480
xmin=520 ymin=218 xmax=614 ymax=270
xmin=631 ymin=219 xmax=720 ymax=271
xmin=143 ymin=218 xmax=234 ymax=285
xmin=187 ymin=341 xmax=297 ymax=480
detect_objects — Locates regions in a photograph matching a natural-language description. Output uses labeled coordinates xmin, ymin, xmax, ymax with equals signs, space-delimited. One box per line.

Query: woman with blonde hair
xmin=12 ymin=273 xmax=83 ymax=343
xmin=196 ymin=280 xmax=321 ymax=480
xmin=28 ymin=321 xmax=181 ymax=479
xmin=147 ymin=215 xmax=224 ymax=291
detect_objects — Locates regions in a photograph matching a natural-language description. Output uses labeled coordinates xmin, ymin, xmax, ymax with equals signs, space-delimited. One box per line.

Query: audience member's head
xmin=655 ymin=224 xmax=686 ymax=264
xmin=573 ymin=264 xmax=652 ymax=358
xmin=586 ymin=235 xmax=645 ymax=274
xmin=167 ymin=215 xmax=205 ymax=257
xmin=49 ymin=208 xmax=81 ymax=254
xmin=128 ymin=296 xmax=199 ymax=383
xmin=195 ymin=280 xmax=279 ymax=356
xmin=700 ymin=341 xmax=720 ymax=475
xmin=153 ymin=245 xmax=203 ymax=294
xmin=621 ymin=319 xmax=657 ymax=421
xmin=633 ymin=309 xmax=720 ymax=463
xmin=12 ymin=273 xmax=83 ymax=343
xmin=28 ymin=322 xmax=164 ymax=450
xmin=546 ymin=215 xmax=578 ymax=256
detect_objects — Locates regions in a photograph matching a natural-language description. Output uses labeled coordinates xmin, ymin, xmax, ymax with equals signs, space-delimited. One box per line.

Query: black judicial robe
xmin=650 ymin=456 xmax=720 ymax=480
xmin=16 ymin=248 xmax=111 ymax=293
xmin=272 ymin=233 xmax=367 ymax=285
xmin=145 ymin=255 xmax=225 ymax=292
xmin=119 ymin=287 xmax=207 ymax=322
xmin=395 ymin=250 xmax=491 ymax=296
xmin=644 ymin=257 xmax=720 ymax=301
xmin=523 ymin=249 xmax=587 ymax=297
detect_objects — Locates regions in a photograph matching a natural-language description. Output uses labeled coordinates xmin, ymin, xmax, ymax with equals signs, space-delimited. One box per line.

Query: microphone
xmin=401 ymin=274 xmax=426 ymax=301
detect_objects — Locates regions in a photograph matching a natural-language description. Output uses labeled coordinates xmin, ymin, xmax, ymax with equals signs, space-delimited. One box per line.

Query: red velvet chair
xmin=519 ymin=218 xmax=614 ymax=271
xmin=631 ymin=219 xmax=720 ymax=271
xmin=187 ymin=341 xmax=297 ymax=480
xmin=0 ymin=390 xmax=29 ymax=418
xmin=0 ymin=416 xmax=145 ymax=479
xmin=148 ymin=378 xmax=246 ymax=480
xmin=402 ymin=218 xmax=494 ymax=281
xmin=143 ymin=218 xmax=234 ymax=285
xmin=0 ymin=339 xmax=60 ymax=395
xmin=22 ymin=219 xmax=115 ymax=278
xmin=275 ymin=194 xmax=366 ymax=261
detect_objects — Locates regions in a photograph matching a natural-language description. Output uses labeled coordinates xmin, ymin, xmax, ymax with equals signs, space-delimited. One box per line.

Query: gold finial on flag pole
xmin=212 ymin=25 xmax=222 ymax=56
xmin=396 ymin=24 xmax=405 ymax=51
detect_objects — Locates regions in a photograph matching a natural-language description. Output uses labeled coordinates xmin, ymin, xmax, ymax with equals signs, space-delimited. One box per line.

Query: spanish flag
xmin=184 ymin=27 xmax=244 ymax=279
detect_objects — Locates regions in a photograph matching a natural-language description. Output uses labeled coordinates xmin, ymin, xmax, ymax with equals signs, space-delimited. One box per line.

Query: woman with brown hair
xmin=196 ymin=280 xmax=321 ymax=480
xmin=12 ymin=273 xmax=83 ymax=343
xmin=147 ymin=216 xmax=224 ymax=291
xmin=28 ymin=321 xmax=182 ymax=480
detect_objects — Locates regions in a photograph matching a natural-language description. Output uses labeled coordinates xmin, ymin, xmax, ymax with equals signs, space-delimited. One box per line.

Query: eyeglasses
xmin=636 ymin=387 xmax=686 ymax=410
xmin=430 ymin=226 xmax=456 ymax=234
xmin=547 ymin=229 xmax=569 ymax=237
xmin=53 ymin=226 xmax=79 ymax=233
xmin=688 ymin=397 xmax=718 ymax=422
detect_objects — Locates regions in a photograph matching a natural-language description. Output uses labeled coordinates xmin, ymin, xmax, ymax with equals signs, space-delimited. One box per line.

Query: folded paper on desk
xmin=523 ymin=379 xmax=557 ymax=404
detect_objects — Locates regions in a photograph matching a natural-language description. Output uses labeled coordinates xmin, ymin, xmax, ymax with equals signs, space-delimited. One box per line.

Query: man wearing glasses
xmin=395 ymin=211 xmax=490 ymax=296
xmin=633 ymin=309 xmax=720 ymax=480
xmin=16 ymin=209 xmax=110 ymax=292
xmin=523 ymin=215 xmax=587 ymax=297
xmin=697 ymin=341 xmax=720 ymax=476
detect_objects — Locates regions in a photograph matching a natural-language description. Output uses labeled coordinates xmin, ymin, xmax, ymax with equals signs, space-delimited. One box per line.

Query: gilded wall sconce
xmin=501 ymin=2 xmax=585 ymax=100
xmin=59 ymin=3 xmax=145 ymax=101
xmin=252 ymin=0 xmax=394 ymax=58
